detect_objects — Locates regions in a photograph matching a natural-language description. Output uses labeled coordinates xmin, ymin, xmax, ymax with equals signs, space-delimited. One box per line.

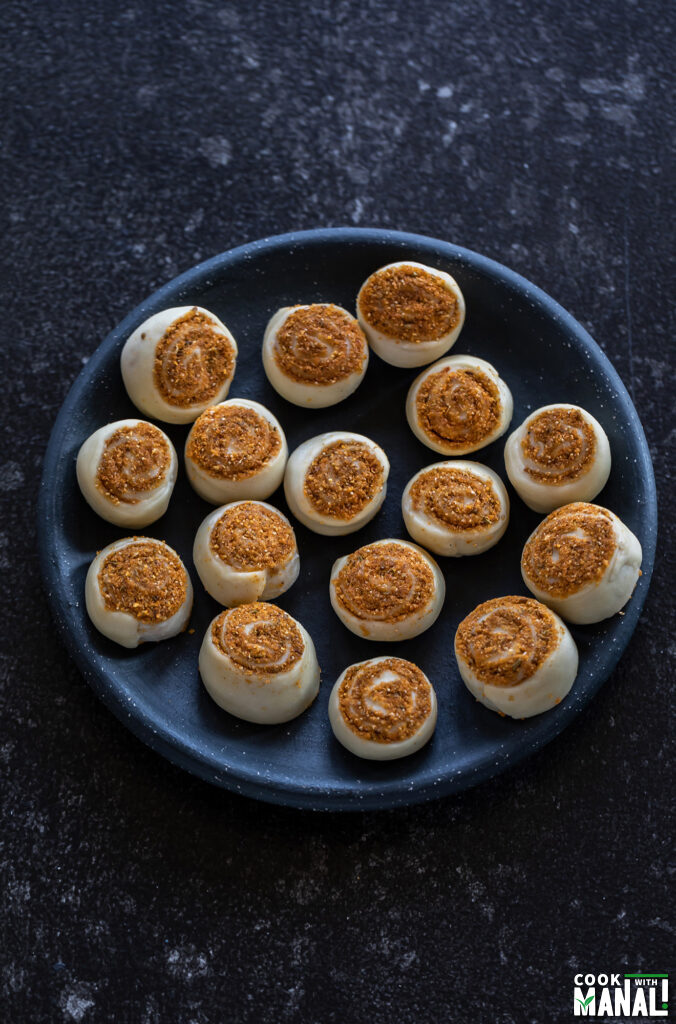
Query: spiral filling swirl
xmin=334 ymin=542 xmax=435 ymax=623
xmin=210 ymin=503 xmax=296 ymax=571
xmin=416 ymin=368 xmax=500 ymax=449
xmin=274 ymin=305 xmax=367 ymax=384
xmin=187 ymin=405 xmax=282 ymax=479
xmin=338 ymin=658 xmax=433 ymax=743
xmin=360 ymin=265 xmax=460 ymax=343
xmin=98 ymin=541 xmax=187 ymax=623
xmin=409 ymin=466 xmax=501 ymax=531
xmin=455 ymin=596 xmax=558 ymax=687
xmin=520 ymin=408 xmax=596 ymax=484
xmin=153 ymin=308 xmax=235 ymax=408
xmin=303 ymin=441 xmax=384 ymax=520
xmin=213 ymin=603 xmax=304 ymax=675
xmin=96 ymin=424 xmax=171 ymax=504
xmin=522 ymin=502 xmax=616 ymax=597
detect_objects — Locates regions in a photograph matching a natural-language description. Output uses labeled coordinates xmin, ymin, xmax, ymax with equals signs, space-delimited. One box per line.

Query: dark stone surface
xmin=1 ymin=1 xmax=673 ymax=1021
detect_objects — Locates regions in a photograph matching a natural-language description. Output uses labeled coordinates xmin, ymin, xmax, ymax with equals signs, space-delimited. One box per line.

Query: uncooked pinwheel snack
xmin=199 ymin=603 xmax=320 ymax=724
xmin=193 ymin=500 xmax=299 ymax=607
xmin=357 ymin=261 xmax=465 ymax=367
xmin=185 ymin=399 xmax=287 ymax=505
xmin=262 ymin=303 xmax=369 ymax=407
xmin=85 ymin=537 xmax=193 ymax=648
xmin=406 ymin=354 xmax=513 ymax=455
xmin=329 ymin=657 xmax=438 ymax=760
xmin=521 ymin=502 xmax=642 ymax=624
xmin=402 ymin=461 xmax=509 ymax=557
xmin=454 ymin=595 xmax=578 ymax=718
xmin=330 ymin=539 xmax=445 ymax=641
xmin=504 ymin=404 xmax=611 ymax=513
xmin=121 ymin=306 xmax=237 ymax=423
xmin=76 ymin=419 xmax=178 ymax=527
xmin=284 ymin=431 xmax=389 ymax=536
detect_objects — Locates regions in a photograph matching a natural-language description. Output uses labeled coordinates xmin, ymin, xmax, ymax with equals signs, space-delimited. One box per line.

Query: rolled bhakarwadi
xmin=284 ymin=431 xmax=389 ymax=536
xmin=199 ymin=603 xmax=320 ymax=724
xmin=185 ymin=399 xmax=287 ymax=505
xmin=521 ymin=502 xmax=641 ymax=624
xmin=455 ymin=595 xmax=578 ymax=718
xmin=263 ymin=303 xmax=368 ymax=407
xmin=504 ymin=404 xmax=611 ymax=513
xmin=402 ymin=460 xmax=509 ymax=557
xmin=407 ymin=355 xmax=513 ymax=455
xmin=330 ymin=539 xmax=445 ymax=641
xmin=357 ymin=262 xmax=465 ymax=367
xmin=121 ymin=306 xmax=237 ymax=423
xmin=329 ymin=657 xmax=437 ymax=760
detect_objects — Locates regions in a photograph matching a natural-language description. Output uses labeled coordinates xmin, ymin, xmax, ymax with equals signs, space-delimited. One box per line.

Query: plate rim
xmin=38 ymin=227 xmax=658 ymax=811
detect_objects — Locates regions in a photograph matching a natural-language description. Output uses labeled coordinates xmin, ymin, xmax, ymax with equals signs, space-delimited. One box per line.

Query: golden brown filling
xmin=333 ymin=542 xmax=435 ymax=623
xmin=212 ymin=603 xmax=304 ymax=674
xmin=186 ymin=404 xmax=282 ymax=479
xmin=274 ymin=305 xmax=367 ymax=384
xmin=359 ymin=264 xmax=460 ymax=343
xmin=153 ymin=308 xmax=236 ymax=408
xmin=96 ymin=423 xmax=171 ymax=504
xmin=521 ymin=502 xmax=616 ymax=597
xmin=98 ymin=541 xmax=186 ymax=623
xmin=455 ymin=596 xmax=558 ymax=687
xmin=521 ymin=408 xmax=596 ymax=484
xmin=409 ymin=466 xmax=501 ymax=531
xmin=303 ymin=440 xmax=384 ymax=520
xmin=415 ymin=367 xmax=501 ymax=449
xmin=210 ymin=502 xmax=295 ymax=571
xmin=338 ymin=658 xmax=432 ymax=743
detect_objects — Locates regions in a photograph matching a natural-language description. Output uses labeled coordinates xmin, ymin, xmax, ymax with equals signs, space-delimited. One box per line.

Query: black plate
xmin=38 ymin=228 xmax=657 ymax=810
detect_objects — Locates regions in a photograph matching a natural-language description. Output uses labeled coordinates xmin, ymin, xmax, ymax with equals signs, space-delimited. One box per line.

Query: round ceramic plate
xmin=38 ymin=228 xmax=656 ymax=810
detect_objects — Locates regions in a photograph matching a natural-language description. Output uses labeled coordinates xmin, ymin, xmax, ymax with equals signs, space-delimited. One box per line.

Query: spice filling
xmin=521 ymin=408 xmax=596 ymax=484
xmin=409 ymin=466 xmax=501 ymax=531
xmin=338 ymin=658 xmax=432 ymax=743
xmin=274 ymin=305 xmax=367 ymax=384
xmin=359 ymin=265 xmax=460 ymax=343
xmin=212 ymin=603 xmax=304 ymax=674
xmin=333 ymin=542 xmax=435 ymax=622
xmin=98 ymin=541 xmax=186 ymax=623
xmin=153 ymin=308 xmax=235 ymax=408
xmin=415 ymin=367 xmax=500 ymax=448
xmin=455 ymin=596 xmax=558 ymax=687
xmin=96 ymin=423 xmax=171 ymax=504
xmin=210 ymin=502 xmax=295 ymax=571
xmin=187 ymin=404 xmax=282 ymax=479
xmin=303 ymin=441 xmax=384 ymax=520
xmin=521 ymin=503 xmax=616 ymax=597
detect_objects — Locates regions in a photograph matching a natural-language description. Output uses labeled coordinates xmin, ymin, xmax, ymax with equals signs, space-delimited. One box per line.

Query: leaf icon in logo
xmin=576 ymin=996 xmax=595 ymax=1008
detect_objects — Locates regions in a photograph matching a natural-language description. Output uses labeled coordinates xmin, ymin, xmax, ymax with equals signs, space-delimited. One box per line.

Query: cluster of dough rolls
xmin=76 ymin=263 xmax=641 ymax=763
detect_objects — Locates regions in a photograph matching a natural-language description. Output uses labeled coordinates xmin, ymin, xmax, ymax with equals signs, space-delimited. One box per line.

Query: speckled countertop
xmin=1 ymin=1 xmax=673 ymax=1021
